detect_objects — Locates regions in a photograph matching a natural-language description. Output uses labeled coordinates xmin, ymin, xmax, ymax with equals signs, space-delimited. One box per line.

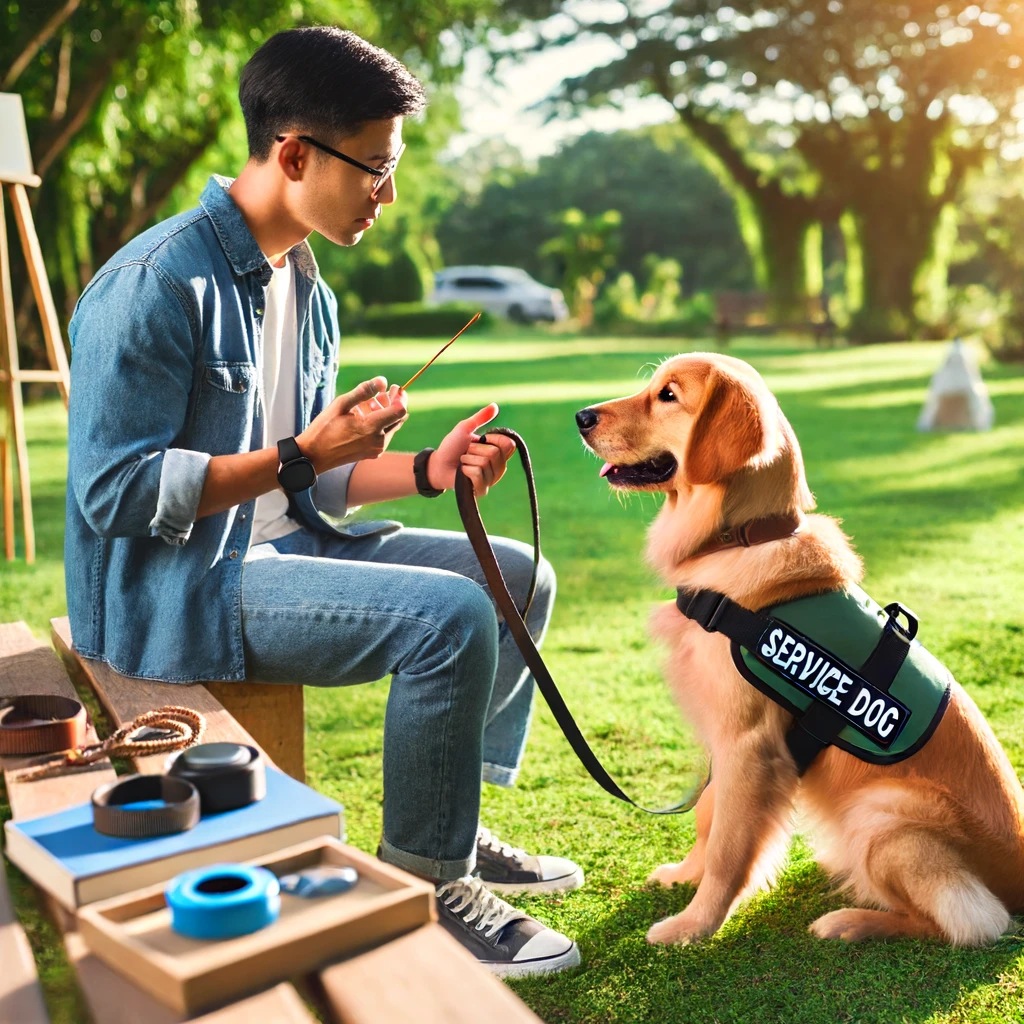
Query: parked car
xmin=427 ymin=266 xmax=569 ymax=323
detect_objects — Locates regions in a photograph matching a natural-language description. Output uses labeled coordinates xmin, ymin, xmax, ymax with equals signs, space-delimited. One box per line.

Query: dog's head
xmin=577 ymin=353 xmax=813 ymax=518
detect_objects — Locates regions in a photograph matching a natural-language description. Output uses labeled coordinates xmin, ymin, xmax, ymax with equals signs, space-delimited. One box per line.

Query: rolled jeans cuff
xmin=378 ymin=834 xmax=476 ymax=883
xmin=148 ymin=447 xmax=211 ymax=546
xmin=482 ymin=762 xmax=519 ymax=788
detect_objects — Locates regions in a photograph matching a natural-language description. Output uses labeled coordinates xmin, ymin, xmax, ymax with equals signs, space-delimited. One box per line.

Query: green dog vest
xmin=676 ymin=584 xmax=951 ymax=769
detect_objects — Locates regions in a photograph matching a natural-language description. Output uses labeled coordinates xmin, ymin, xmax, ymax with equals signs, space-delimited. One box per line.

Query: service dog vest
xmin=675 ymin=585 xmax=951 ymax=773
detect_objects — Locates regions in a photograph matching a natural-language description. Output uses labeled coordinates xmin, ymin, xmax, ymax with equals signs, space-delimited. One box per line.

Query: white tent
xmin=917 ymin=339 xmax=994 ymax=432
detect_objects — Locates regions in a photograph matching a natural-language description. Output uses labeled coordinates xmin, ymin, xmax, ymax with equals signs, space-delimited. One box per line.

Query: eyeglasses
xmin=275 ymin=134 xmax=405 ymax=200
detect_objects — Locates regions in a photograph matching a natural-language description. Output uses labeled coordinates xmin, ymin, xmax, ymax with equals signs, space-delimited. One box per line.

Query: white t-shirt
xmin=250 ymin=255 xmax=302 ymax=546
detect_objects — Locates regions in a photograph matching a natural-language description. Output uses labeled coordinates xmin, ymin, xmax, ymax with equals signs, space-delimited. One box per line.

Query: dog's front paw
xmin=646 ymin=912 xmax=713 ymax=946
xmin=647 ymin=858 xmax=701 ymax=889
xmin=809 ymin=909 xmax=875 ymax=942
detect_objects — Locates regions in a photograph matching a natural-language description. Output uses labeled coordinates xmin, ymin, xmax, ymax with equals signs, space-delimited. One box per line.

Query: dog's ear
xmin=684 ymin=370 xmax=769 ymax=486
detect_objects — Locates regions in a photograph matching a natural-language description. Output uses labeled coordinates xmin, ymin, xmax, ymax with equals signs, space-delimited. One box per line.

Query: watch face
xmin=279 ymin=458 xmax=316 ymax=493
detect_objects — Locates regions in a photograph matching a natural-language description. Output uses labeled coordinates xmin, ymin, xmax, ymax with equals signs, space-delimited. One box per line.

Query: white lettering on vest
xmin=827 ymin=673 xmax=852 ymax=707
xmin=773 ymin=635 xmax=795 ymax=668
xmin=877 ymin=706 xmax=901 ymax=738
xmin=848 ymin=687 xmax=872 ymax=718
xmin=817 ymin=666 xmax=841 ymax=696
xmin=784 ymin=642 xmax=807 ymax=673
xmin=863 ymin=698 xmax=886 ymax=729
xmin=799 ymin=651 xmax=823 ymax=681
xmin=761 ymin=629 xmax=782 ymax=659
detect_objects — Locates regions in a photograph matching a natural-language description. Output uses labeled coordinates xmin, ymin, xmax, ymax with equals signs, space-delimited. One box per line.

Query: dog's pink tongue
xmin=599 ymin=462 xmax=615 ymax=478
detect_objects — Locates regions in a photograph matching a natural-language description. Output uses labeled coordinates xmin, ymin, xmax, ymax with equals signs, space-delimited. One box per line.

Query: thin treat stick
xmin=401 ymin=312 xmax=481 ymax=390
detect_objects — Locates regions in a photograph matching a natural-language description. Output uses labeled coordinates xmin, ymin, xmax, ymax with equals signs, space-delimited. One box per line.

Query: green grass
xmin=4 ymin=335 xmax=1024 ymax=1023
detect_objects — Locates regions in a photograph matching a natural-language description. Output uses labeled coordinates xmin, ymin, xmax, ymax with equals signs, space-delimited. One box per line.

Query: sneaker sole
xmin=479 ymin=865 xmax=585 ymax=897
xmin=486 ymin=942 xmax=582 ymax=978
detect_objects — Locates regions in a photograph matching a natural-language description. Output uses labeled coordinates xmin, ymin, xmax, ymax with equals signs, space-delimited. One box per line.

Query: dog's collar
xmin=690 ymin=511 xmax=804 ymax=559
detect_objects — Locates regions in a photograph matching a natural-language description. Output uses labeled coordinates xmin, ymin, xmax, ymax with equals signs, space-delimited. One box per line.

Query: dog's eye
xmin=657 ymin=386 xmax=677 ymax=403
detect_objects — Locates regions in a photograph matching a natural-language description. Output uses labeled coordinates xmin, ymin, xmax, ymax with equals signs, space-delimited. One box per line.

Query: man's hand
xmin=297 ymin=377 xmax=408 ymax=473
xmin=427 ymin=403 xmax=517 ymax=497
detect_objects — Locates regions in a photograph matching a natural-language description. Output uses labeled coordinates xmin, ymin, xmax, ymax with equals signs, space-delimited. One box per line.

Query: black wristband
xmin=413 ymin=448 xmax=445 ymax=498
xmin=92 ymin=774 xmax=201 ymax=838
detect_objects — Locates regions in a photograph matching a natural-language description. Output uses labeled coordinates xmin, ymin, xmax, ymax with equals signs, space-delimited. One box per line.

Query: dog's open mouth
xmin=599 ymin=453 xmax=678 ymax=489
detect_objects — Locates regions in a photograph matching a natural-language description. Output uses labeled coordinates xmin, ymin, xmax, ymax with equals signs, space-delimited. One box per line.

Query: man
xmin=65 ymin=26 xmax=581 ymax=976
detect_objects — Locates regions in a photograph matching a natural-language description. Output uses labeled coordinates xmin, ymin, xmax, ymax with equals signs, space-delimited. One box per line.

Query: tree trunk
xmin=674 ymin=107 xmax=825 ymax=326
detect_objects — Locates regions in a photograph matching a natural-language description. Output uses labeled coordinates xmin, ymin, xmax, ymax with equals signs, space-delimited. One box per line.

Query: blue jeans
xmin=239 ymin=522 xmax=556 ymax=881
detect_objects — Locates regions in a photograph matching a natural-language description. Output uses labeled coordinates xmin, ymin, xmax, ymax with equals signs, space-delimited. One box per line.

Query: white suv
xmin=428 ymin=266 xmax=569 ymax=323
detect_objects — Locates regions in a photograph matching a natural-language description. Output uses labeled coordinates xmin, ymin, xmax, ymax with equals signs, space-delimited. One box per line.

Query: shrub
xmin=356 ymin=302 xmax=496 ymax=337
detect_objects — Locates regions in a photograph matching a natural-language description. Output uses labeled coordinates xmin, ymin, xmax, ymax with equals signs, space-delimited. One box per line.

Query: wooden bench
xmin=0 ymin=620 xmax=543 ymax=1024
xmin=714 ymin=290 xmax=836 ymax=347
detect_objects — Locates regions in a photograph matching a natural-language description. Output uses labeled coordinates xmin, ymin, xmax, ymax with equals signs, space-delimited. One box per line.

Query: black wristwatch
xmin=277 ymin=437 xmax=317 ymax=493
xmin=413 ymin=448 xmax=445 ymax=498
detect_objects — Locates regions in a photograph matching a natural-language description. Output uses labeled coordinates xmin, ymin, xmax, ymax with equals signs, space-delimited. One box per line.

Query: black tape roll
xmin=167 ymin=742 xmax=266 ymax=813
xmin=92 ymin=774 xmax=201 ymax=838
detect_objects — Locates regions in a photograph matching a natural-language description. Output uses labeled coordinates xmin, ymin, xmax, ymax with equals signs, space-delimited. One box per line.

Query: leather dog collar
xmin=691 ymin=512 xmax=804 ymax=559
xmin=0 ymin=695 xmax=88 ymax=755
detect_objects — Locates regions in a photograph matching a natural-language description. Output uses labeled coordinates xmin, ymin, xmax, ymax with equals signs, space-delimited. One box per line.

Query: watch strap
xmin=277 ymin=436 xmax=302 ymax=465
xmin=413 ymin=448 xmax=445 ymax=498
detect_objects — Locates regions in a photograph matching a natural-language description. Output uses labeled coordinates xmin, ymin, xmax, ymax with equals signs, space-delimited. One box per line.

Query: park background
xmin=2 ymin=2 xmax=1024 ymax=1022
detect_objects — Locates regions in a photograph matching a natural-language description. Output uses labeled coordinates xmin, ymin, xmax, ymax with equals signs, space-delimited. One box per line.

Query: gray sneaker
xmin=474 ymin=826 xmax=585 ymax=896
xmin=436 ymin=875 xmax=581 ymax=978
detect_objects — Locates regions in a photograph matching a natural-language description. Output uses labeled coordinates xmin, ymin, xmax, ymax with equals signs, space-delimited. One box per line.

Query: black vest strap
xmin=676 ymin=589 xmax=919 ymax=775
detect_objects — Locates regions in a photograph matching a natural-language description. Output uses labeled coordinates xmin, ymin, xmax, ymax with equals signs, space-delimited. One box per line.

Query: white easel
xmin=0 ymin=92 xmax=71 ymax=564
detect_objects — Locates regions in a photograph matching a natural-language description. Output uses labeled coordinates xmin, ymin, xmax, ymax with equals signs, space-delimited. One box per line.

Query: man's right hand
xmin=297 ymin=377 xmax=408 ymax=473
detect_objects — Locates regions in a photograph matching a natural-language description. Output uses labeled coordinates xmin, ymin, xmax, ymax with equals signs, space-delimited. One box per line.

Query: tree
xmin=438 ymin=125 xmax=753 ymax=294
xmin=498 ymin=0 xmax=1023 ymax=340
xmin=539 ymin=207 xmax=621 ymax=324
xmin=1 ymin=0 xmax=498 ymax=365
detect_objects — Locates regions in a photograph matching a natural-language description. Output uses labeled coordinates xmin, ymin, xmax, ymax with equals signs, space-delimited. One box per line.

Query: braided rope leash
xmin=18 ymin=705 xmax=207 ymax=781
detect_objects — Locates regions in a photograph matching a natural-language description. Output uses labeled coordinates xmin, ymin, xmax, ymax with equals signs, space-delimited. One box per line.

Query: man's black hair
xmin=239 ymin=26 xmax=427 ymax=161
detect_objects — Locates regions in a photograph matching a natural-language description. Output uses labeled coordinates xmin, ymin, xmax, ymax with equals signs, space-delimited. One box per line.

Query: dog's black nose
xmin=576 ymin=408 xmax=599 ymax=433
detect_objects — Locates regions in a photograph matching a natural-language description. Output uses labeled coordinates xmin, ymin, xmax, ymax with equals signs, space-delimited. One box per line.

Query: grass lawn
xmin=3 ymin=334 xmax=1024 ymax=1023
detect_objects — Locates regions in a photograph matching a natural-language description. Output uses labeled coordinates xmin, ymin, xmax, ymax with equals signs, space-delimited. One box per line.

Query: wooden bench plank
xmin=51 ymin=617 xmax=281 ymax=777
xmin=0 ymin=622 xmax=314 ymax=1024
xmin=0 ymin=862 xmax=49 ymax=1024
xmin=52 ymin=617 xmax=305 ymax=781
xmin=319 ymin=923 xmax=544 ymax=1024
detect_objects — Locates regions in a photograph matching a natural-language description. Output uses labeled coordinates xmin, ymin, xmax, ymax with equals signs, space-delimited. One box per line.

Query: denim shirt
xmin=65 ymin=174 xmax=387 ymax=681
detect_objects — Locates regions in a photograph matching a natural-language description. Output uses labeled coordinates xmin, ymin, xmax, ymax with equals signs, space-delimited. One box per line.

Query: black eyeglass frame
xmin=275 ymin=134 xmax=405 ymax=199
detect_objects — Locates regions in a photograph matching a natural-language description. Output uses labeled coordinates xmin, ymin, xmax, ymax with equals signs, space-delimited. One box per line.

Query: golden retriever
xmin=576 ymin=351 xmax=1024 ymax=947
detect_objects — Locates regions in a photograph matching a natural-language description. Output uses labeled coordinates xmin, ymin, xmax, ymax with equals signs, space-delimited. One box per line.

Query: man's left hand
xmin=427 ymin=403 xmax=516 ymax=497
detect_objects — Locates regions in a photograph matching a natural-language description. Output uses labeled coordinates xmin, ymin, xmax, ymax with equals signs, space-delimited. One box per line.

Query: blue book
xmin=3 ymin=768 xmax=344 ymax=910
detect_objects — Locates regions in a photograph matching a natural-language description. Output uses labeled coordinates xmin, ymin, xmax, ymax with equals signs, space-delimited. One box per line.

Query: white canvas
xmin=0 ymin=92 xmax=35 ymax=182
xmin=917 ymin=339 xmax=994 ymax=432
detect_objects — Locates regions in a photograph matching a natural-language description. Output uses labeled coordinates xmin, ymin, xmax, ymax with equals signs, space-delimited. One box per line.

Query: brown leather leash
xmin=17 ymin=705 xmax=207 ymax=781
xmin=456 ymin=426 xmax=708 ymax=815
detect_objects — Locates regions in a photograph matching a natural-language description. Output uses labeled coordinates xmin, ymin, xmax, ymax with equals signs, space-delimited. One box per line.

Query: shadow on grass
xmin=511 ymin=864 xmax=1024 ymax=1024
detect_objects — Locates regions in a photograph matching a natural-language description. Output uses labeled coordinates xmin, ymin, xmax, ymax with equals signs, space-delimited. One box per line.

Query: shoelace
xmin=437 ymin=875 xmax=525 ymax=939
xmin=477 ymin=825 xmax=527 ymax=864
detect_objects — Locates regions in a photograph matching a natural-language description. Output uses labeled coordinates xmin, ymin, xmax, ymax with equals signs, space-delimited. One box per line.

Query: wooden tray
xmin=77 ymin=836 xmax=436 ymax=1014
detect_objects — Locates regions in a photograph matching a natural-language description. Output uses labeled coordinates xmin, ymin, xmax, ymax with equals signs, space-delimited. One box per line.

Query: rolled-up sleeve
xmin=68 ymin=261 xmax=208 ymax=545
xmin=310 ymin=463 xmax=358 ymax=520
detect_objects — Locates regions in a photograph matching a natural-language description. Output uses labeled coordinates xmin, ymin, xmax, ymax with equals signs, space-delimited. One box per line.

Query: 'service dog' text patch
xmin=755 ymin=623 xmax=911 ymax=748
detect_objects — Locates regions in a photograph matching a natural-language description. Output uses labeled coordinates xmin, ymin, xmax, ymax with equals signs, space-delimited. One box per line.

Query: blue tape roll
xmin=165 ymin=864 xmax=280 ymax=940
